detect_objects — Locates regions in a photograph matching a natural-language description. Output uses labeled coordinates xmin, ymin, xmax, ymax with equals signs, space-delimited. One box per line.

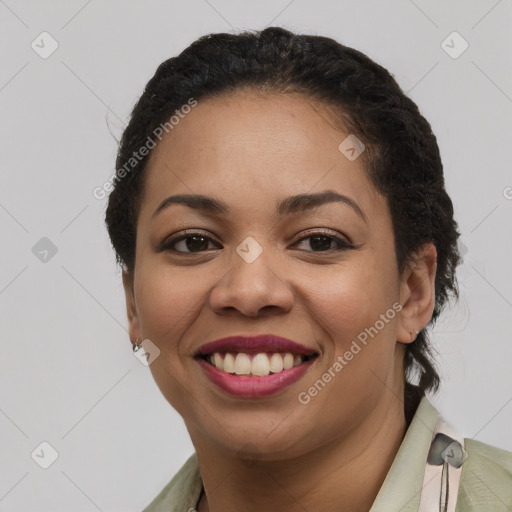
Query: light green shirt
xmin=142 ymin=397 xmax=512 ymax=511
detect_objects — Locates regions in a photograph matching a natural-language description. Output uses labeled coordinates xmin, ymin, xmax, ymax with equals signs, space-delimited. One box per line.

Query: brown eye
xmin=160 ymin=232 xmax=221 ymax=253
xmin=292 ymin=230 xmax=352 ymax=252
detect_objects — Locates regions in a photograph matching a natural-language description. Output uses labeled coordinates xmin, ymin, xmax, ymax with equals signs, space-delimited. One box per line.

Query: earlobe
xmin=122 ymin=270 xmax=141 ymax=346
xmin=396 ymin=243 xmax=437 ymax=344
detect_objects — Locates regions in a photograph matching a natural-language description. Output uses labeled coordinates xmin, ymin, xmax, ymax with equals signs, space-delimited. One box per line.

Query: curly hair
xmin=105 ymin=26 xmax=462 ymax=398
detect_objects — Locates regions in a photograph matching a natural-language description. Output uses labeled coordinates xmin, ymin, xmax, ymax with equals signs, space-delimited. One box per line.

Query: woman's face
xmin=124 ymin=91 xmax=431 ymax=460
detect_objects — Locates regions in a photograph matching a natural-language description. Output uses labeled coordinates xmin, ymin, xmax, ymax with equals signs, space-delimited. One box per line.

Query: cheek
xmin=295 ymin=270 xmax=400 ymax=426
xmin=135 ymin=265 xmax=210 ymax=415
xmin=134 ymin=264 xmax=208 ymax=349
xmin=304 ymin=257 xmax=396 ymax=332
xmin=298 ymin=259 xmax=399 ymax=374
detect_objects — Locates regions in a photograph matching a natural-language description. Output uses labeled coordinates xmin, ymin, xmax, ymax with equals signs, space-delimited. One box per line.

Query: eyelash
xmin=159 ymin=229 xmax=353 ymax=254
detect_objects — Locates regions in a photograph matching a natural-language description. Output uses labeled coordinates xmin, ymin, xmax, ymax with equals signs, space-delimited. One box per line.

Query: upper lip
xmin=196 ymin=334 xmax=317 ymax=356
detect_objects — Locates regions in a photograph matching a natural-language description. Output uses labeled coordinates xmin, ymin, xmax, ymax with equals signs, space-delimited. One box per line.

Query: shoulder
xmin=456 ymin=438 xmax=512 ymax=511
xmin=142 ymin=453 xmax=202 ymax=512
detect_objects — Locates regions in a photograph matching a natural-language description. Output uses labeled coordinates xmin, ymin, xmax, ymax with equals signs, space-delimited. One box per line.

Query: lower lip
xmin=197 ymin=357 xmax=316 ymax=398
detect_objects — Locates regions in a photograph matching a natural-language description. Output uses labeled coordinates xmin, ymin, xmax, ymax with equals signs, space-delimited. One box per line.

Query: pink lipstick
xmin=195 ymin=334 xmax=318 ymax=398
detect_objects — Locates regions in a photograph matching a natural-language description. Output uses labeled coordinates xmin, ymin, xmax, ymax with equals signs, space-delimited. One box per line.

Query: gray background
xmin=1 ymin=0 xmax=511 ymax=510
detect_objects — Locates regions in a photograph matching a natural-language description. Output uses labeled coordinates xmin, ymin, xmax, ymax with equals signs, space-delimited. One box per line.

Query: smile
xmin=195 ymin=334 xmax=319 ymax=397
xmin=201 ymin=351 xmax=317 ymax=377
xmin=196 ymin=351 xmax=318 ymax=398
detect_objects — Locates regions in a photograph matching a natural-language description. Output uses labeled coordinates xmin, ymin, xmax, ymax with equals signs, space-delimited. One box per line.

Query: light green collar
xmin=370 ymin=395 xmax=438 ymax=511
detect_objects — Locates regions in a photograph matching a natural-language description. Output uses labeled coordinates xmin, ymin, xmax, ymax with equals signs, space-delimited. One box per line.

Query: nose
xmin=208 ymin=245 xmax=295 ymax=317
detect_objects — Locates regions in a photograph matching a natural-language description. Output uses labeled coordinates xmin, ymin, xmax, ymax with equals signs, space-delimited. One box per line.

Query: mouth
xmin=195 ymin=334 xmax=319 ymax=397
xmin=197 ymin=351 xmax=318 ymax=377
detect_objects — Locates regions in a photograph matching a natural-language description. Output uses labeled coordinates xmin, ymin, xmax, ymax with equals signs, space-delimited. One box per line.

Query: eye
xmin=291 ymin=230 xmax=353 ymax=252
xmin=159 ymin=229 xmax=353 ymax=255
xmin=159 ymin=231 xmax=221 ymax=254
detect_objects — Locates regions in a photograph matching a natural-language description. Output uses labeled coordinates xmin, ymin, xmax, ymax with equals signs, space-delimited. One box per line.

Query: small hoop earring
xmin=133 ymin=338 xmax=142 ymax=352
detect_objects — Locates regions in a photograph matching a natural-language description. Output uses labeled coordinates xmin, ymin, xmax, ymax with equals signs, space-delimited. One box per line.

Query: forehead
xmin=141 ymin=91 xmax=386 ymax=221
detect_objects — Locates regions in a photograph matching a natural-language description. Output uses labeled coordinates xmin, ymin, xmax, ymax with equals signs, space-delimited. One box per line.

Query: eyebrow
xmin=152 ymin=190 xmax=368 ymax=223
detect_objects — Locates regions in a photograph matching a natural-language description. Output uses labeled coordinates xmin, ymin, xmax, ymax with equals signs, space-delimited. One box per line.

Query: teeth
xmin=213 ymin=352 xmax=224 ymax=371
xmin=207 ymin=351 xmax=308 ymax=376
xmin=269 ymin=353 xmax=284 ymax=373
xmin=251 ymin=353 xmax=270 ymax=376
xmin=283 ymin=353 xmax=294 ymax=370
xmin=223 ymin=353 xmax=236 ymax=373
xmin=234 ymin=353 xmax=251 ymax=375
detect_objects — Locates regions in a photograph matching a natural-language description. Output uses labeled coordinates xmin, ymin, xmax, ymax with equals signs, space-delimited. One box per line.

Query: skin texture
xmin=123 ymin=90 xmax=437 ymax=512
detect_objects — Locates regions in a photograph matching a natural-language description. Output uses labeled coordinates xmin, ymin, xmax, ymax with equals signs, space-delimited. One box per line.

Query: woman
xmin=105 ymin=27 xmax=511 ymax=511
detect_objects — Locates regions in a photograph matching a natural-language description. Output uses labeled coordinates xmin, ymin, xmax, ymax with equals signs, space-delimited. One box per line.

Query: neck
xmin=192 ymin=391 xmax=411 ymax=512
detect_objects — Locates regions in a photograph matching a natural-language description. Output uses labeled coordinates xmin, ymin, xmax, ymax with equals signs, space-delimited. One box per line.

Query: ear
xmin=397 ymin=243 xmax=437 ymax=344
xmin=122 ymin=269 xmax=141 ymax=347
